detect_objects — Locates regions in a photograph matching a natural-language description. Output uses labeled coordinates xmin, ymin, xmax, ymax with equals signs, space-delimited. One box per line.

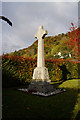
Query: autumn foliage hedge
xmin=2 ymin=55 xmax=80 ymax=87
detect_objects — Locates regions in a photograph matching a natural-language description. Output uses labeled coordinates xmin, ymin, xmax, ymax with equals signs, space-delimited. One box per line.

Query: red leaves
xmin=2 ymin=54 xmax=37 ymax=63
xmin=28 ymin=89 xmax=37 ymax=93
xmin=66 ymin=43 xmax=69 ymax=46
xmin=71 ymin=22 xmax=74 ymax=26
xmin=66 ymin=23 xmax=80 ymax=58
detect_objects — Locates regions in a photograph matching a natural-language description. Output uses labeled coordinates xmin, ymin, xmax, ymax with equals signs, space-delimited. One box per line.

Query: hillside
xmin=9 ymin=32 xmax=77 ymax=59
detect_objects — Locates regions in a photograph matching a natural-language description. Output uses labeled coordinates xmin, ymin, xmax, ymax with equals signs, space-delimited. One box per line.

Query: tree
xmin=66 ymin=23 xmax=80 ymax=59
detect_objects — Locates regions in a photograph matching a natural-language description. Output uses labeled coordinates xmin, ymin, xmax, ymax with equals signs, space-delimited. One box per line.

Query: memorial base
xmin=27 ymin=81 xmax=54 ymax=93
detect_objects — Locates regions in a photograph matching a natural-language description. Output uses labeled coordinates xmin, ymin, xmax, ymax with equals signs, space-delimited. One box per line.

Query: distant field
xmin=2 ymin=79 xmax=80 ymax=120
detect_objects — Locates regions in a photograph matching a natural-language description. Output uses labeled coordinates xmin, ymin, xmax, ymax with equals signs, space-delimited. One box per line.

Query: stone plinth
xmin=33 ymin=67 xmax=50 ymax=83
xmin=28 ymin=81 xmax=54 ymax=93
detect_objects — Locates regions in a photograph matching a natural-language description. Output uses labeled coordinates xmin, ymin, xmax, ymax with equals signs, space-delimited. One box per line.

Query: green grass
xmin=2 ymin=79 xmax=80 ymax=120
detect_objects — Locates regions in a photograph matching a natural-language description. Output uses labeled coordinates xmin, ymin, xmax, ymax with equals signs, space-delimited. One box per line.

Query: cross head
xmin=35 ymin=26 xmax=48 ymax=40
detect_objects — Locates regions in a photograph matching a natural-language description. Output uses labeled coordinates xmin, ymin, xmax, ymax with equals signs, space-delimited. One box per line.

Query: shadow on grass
xmin=2 ymin=86 xmax=78 ymax=120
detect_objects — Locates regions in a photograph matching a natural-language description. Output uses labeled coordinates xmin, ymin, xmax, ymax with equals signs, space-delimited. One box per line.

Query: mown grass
xmin=2 ymin=79 xmax=80 ymax=120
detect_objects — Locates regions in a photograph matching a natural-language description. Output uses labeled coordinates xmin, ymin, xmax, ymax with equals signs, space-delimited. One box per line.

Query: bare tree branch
xmin=0 ymin=16 xmax=12 ymax=26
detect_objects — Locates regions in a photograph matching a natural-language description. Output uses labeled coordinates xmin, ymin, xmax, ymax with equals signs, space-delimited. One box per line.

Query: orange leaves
xmin=2 ymin=54 xmax=80 ymax=85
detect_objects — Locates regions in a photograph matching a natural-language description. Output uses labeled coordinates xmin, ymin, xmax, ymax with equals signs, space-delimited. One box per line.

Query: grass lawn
xmin=2 ymin=79 xmax=80 ymax=120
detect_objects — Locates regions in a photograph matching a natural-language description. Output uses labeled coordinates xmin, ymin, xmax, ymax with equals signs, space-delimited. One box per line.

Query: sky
xmin=0 ymin=1 xmax=79 ymax=55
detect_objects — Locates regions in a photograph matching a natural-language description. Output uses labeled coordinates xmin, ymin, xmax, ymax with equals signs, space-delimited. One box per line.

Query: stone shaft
xmin=35 ymin=26 xmax=47 ymax=67
xmin=37 ymin=37 xmax=44 ymax=67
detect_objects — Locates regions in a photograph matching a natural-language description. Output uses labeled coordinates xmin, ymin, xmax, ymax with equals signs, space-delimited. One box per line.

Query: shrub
xmin=2 ymin=55 xmax=80 ymax=87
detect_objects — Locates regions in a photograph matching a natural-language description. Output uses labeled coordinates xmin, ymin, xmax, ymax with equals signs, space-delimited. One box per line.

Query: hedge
xmin=2 ymin=55 xmax=80 ymax=87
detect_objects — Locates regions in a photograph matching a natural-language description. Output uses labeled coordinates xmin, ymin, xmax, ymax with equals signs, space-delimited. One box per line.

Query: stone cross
xmin=28 ymin=26 xmax=53 ymax=93
xmin=32 ymin=25 xmax=50 ymax=82
xmin=35 ymin=26 xmax=48 ymax=67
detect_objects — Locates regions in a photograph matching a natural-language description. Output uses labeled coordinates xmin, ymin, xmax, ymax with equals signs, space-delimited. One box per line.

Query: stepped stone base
xmin=28 ymin=67 xmax=53 ymax=93
xmin=27 ymin=81 xmax=54 ymax=93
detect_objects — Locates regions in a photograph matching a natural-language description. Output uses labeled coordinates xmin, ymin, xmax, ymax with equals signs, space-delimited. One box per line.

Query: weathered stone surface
xmin=32 ymin=67 xmax=50 ymax=82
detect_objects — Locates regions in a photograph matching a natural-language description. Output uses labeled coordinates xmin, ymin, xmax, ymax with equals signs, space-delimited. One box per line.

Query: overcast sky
xmin=1 ymin=2 xmax=79 ymax=55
